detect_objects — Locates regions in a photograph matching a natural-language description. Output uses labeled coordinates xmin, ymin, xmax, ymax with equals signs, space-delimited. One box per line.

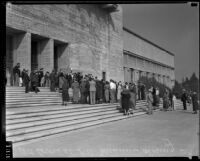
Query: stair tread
xmin=6 ymin=111 xmax=147 ymax=143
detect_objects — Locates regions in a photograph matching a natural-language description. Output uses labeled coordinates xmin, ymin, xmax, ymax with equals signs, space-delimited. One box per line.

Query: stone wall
xmin=6 ymin=4 xmax=123 ymax=81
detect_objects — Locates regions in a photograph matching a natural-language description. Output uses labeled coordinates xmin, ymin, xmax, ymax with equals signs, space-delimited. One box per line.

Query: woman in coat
xmin=104 ymin=81 xmax=110 ymax=103
xmin=121 ymin=86 xmax=131 ymax=115
xmin=71 ymin=79 xmax=80 ymax=103
xmin=147 ymin=88 xmax=153 ymax=114
xmin=62 ymin=78 xmax=69 ymax=106
xmin=129 ymin=83 xmax=136 ymax=112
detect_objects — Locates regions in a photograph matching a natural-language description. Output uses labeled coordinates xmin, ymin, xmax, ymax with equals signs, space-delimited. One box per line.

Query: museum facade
xmin=6 ymin=4 xmax=175 ymax=88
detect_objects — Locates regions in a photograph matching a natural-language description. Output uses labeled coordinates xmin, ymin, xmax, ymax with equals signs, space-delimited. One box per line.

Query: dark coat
xmin=96 ymin=80 xmax=103 ymax=99
xmin=121 ymin=89 xmax=131 ymax=111
xmin=62 ymin=79 xmax=69 ymax=102
xmin=181 ymin=93 xmax=187 ymax=102
xmin=23 ymin=72 xmax=30 ymax=85
xmin=13 ymin=66 xmax=20 ymax=76
xmin=80 ymin=80 xmax=87 ymax=93
xmin=192 ymin=93 xmax=198 ymax=110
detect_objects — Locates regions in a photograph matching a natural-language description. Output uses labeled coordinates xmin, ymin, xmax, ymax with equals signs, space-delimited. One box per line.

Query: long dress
xmin=71 ymin=81 xmax=80 ymax=103
xmin=50 ymin=72 xmax=56 ymax=92
xmin=62 ymin=79 xmax=69 ymax=102
xmin=104 ymin=84 xmax=110 ymax=103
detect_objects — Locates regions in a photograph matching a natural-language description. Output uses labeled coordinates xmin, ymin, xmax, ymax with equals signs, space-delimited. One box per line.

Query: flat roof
xmin=123 ymin=27 xmax=175 ymax=56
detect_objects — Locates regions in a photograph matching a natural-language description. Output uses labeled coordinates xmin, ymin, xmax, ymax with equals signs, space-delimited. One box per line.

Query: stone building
xmin=6 ymin=4 xmax=175 ymax=89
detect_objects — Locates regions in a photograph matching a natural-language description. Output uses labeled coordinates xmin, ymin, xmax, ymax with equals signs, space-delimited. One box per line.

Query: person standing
xmin=191 ymin=92 xmax=198 ymax=114
xmin=21 ymin=69 xmax=26 ymax=87
xmin=181 ymin=89 xmax=187 ymax=110
xmin=146 ymin=88 xmax=153 ymax=114
xmin=71 ymin=79 xmax=80 ymax=103
xmin=44 ymin=71 xmax=50 ymax=87
xmin=89 ymin=78 xmax=96 ymax=105
xmin=172 ymin=94 xmax=176 ymax=110
xmin=38 ymin=68 xmax=44 ymax=87
xmin=58 ymin=71 xmax=65 ymax=93
xmin=169 ymin=90 xmax=173 ymax=110
xmin=80 ymin=78 xmax=87 ymax=104
xmin=23 ymin=69 xmax=30 ymax=93
xmin=104 ymin=81 xmax=110 ymax=103
xmin=110 ymin=79 xmax=116 ymax=103
xmin=31 ymin=70 xmax=39 ymax=93
xmin=117 ymin=81 xmax=122 ymax=103
xmin=121 ymin=85 xmax=131 ymax=115
xmin=13 ymin=63 xmax=21 ymax=86
xmin=156 ymin=87 xmax=160 ymax=107
xmin=129 ymin=83 xmax=136 ymax=113
xmin=62 ymin=78 xmax=69 ymax=106
xmin=163 ymin=90 xmax=169 ymax=111
xmin=49 ymin=70 xmax=56 ymax=92
xmin=152 ymin=86 xmax=156 ymax=107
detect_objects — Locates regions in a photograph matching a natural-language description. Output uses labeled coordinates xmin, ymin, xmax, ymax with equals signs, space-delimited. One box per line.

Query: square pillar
xmin=13 ymin=32 xmax=31 ymax=72
xmin=38 ymin=38 xmax=54 ymax=73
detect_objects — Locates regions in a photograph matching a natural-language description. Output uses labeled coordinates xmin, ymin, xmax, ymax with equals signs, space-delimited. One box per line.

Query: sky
xmin=121 ymin=3 xmax=199 ymax=82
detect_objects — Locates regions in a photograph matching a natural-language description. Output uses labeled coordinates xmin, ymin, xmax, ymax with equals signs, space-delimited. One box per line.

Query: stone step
xmin=6 ymin=111 xmax=148 ymax=143
xmin=6 ymin=98 xmax=62 ymax=104
xmin=6 ymin=104 xmax=118 ymax=121
xmin=6 ymin=102 xmax=64 ymax=108
xmin=6 ymin=103 xmax=119 ymax=115
xmin=6 ymin=108 xmax=122 ymax=130
xmin=6 ymin=97 xmax=62 ymax=102
xmin=6 ymin=103 xmax=148 ymax=120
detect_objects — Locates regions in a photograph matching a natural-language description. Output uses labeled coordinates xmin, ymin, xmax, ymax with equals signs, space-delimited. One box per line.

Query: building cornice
xmin=123 ymin=27 xmax=175 ymax=57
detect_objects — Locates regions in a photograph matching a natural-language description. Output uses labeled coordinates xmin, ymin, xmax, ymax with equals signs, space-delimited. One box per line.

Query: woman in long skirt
xmin=62 ymin=78 xmax=69 ymax=106
xmin=121 ymin=86 xmax=131 ymax=115
xmin=129 ymin=84 xmax=136 ymax=113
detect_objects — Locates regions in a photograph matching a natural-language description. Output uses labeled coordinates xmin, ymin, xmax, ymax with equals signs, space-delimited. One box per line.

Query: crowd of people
xmin=11 ymin=63 xmax=199 ymax=114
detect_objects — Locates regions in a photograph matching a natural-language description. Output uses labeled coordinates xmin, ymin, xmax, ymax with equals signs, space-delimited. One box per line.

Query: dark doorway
xmin=54 ymin=46 xmax=58 ymax=72
xmin=31 ymin=41 xmax=38 ymax=71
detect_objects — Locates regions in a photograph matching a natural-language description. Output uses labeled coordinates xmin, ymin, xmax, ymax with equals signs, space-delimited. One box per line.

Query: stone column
xmin=13 ymin=32 xmax=31 ymax=72
xmin=38 ymin=38 xmax=54 ymax=73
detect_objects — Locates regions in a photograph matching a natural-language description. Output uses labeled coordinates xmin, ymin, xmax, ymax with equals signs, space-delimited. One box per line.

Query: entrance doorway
xmin=54 ymin=40 xmax=69 ymax=73
xmin=31 ymin=41 xmax=38 ymax=71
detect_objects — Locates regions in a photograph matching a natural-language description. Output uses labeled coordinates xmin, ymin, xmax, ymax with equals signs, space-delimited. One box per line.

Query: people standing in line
xmin=104 ymin=81 xmax=110 ymax=103
xmin=50 ymin=69 xmax=56 ymax=92
xmin=23 ymin=69 xmax=30 ymax=93
xmin=62 ymin=78 xmax=69 ymax=106
xmin=95 ymin=77 xmax=101 ymax=104
xmin=13 ymin=63 xmax=21 ymax=86
xmin=44 ymin=71 xmax=50 ymax=87
xmin=121 ymin=85 xmax=131 ymax=115
xmin=71 ymin=79 xmax=80 ymax=104
xmin=129 ymin=83 xmax=136 ymax=113
xmin=89 ymin=77 xmax=96 ymax=105
xmin=138 ymin=82 xmax=141 ymax=100
xmin=110 ymin=79 xmax=116 ymax=103
xmin=191 ymin=92 xmax=198 ymax=114
xmin=181 ymin=89 xmax=188 ymax=110
xmin=163 ymin=89 xmax=169 ymax=111
xmin=146 ymin=88 xmax=153 ymax=114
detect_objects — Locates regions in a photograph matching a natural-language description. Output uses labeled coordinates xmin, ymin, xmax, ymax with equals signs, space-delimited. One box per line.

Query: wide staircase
xmin=6 ymin=86 xmax=183 ymax=144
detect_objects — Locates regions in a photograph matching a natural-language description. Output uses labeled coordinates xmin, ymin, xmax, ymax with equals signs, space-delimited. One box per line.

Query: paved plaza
xmin=13 ymin=105 xmax=199 ymax=158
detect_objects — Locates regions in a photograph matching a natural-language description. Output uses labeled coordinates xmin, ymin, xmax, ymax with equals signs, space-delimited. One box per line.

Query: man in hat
xmin=181 ymin=89 xmax=188 ymax=110
xmin=146 ymin=88 xmax=153 ymax=114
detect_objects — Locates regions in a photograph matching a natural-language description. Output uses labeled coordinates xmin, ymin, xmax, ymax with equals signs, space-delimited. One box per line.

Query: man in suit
xmin=13 ymin=63 xmax=21 ymax=86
